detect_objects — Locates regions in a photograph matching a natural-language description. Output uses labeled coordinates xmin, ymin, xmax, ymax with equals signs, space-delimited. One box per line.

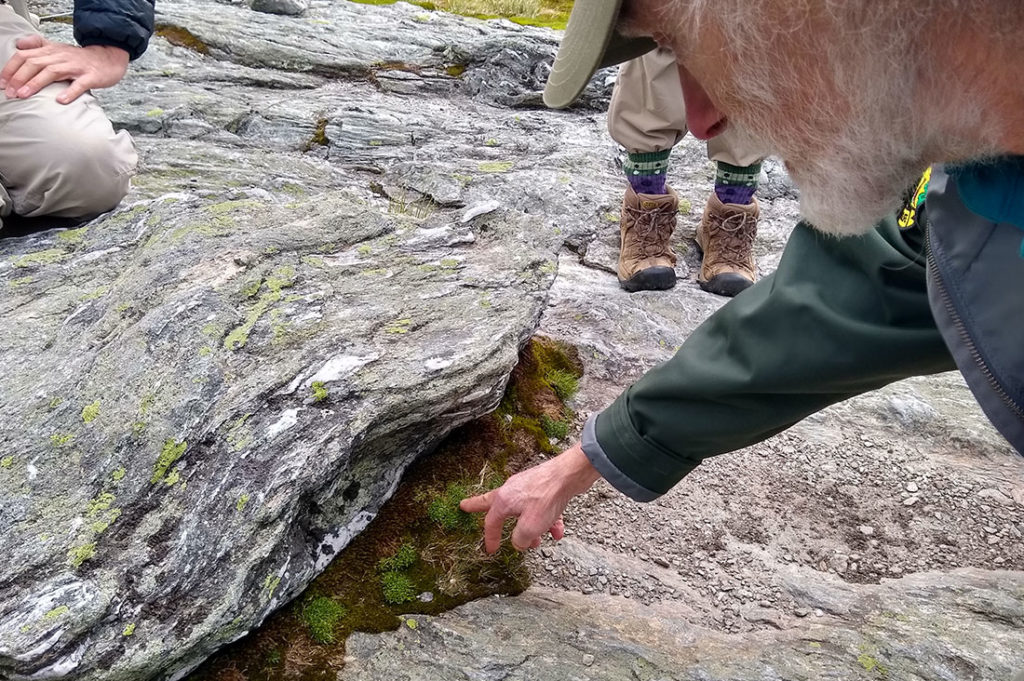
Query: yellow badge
xmin=898 ymin=167 xmax=933 ymax=229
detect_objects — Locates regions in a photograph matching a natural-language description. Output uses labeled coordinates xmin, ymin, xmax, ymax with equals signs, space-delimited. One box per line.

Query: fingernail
xmin=17 ymin=87 xmax=28 ymax=97
xmin=4 ymin=88 xmax=13 ymax=98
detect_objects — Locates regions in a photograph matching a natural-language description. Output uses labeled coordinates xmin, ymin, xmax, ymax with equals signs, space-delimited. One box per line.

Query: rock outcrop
xmin=341 ymin=568 xmax=1024 ymax=680
xmin=0 ymin=2 xmax=613 ymax=679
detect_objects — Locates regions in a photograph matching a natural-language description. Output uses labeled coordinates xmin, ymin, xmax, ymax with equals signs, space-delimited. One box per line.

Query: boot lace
xmin=625 ymin=203 xmax=675 ymax=258
xmin=705 ymin=209 xmax=756 ymax=270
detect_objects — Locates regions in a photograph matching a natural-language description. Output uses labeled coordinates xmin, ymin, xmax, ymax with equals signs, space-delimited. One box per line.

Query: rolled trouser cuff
xmin=581 ymin=413 xmax=662 ymax=502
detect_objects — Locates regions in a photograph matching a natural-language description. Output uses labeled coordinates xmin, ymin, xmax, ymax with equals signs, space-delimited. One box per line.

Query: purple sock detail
xmin=715 ymin=184 xmax=756 ymax=205
xmin=629 ymin=174 xmax=667 ymax=195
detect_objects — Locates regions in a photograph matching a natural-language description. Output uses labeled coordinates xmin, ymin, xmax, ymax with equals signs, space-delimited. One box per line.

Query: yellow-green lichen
xmin=68 ymin=543 xmax=96 ymax=568
xmin=311 ymin=381 xmax=328 ymax=403
xmin=12 ymin=248 xmax=67 ymax=268
xmin=48 ymin=396 xmax=62 ymax=409
xmin=1 ymin=456 xmax=13 ymax=468
xmin=146 ymin=108 xmax=164 ymax=117
xmin=236 ymin=493 xmax=250 ymax=513
xmin=57 ymin=227 xmax=88 ymax=245
xmin=122 ymin=622 xmax=136 ymax=636
xmin=79 ymin=286 xmax=109 ymax=301
xmin=87 ymin=493 xmax=116 ymax=517
xmin=385 ymin=318 xmax=412 ymax=334
xmin=477 ymin=161 xmax=514 ymax=173
xmin=224 ymin=265 xmax=297 ymax=351
xmin=263 ymin=574 xmax=282 ymax=601
xmin=45 ymin=605 xmax=69 ymax=619
xmin=226 ymin=414 xmax=253 ymax=452
xmin=50 ymin=433 xmax=74 ymax=447
xmin=440 ymin=258 xmax=459 ymax=269
xmin=81 ymin=400 xmax=100 ymax=423
xmin=152 ymin=439 xmax=186 ymax=484
xmin=8 ymin=276 xmax=33 ymax=288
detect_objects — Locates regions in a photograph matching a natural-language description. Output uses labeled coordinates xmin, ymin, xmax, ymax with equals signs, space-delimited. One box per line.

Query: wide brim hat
xmin=543 ymin=0 xmax=658 ymax=109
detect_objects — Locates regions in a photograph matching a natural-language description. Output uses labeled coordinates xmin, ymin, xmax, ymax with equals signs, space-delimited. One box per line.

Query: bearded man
xmin=462 ymin=0 xmax=1024 ymax=552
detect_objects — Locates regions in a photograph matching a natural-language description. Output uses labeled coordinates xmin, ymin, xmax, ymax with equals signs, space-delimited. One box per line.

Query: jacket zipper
xmin=927 ymin=234 xmax=1024 ymax=421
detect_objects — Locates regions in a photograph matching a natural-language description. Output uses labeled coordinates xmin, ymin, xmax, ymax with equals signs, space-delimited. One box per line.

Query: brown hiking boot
xmin=617 ymin=184 xmax=678 ymax=292
xmin=695 ymin=193 xmax=759 ymax=297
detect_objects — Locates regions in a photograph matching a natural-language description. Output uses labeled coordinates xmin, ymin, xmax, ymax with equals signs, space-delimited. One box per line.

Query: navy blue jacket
xmin=73 ymin=0 xmax=154 ymax=61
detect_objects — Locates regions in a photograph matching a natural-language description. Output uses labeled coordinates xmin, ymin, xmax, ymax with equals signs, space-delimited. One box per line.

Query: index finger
xmin=459 ymin=490 xmax=493 ymax=514
xmin=0 ymin=49 xmax=25 ymax=88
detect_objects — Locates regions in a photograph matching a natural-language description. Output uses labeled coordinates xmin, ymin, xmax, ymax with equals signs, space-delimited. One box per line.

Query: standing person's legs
xmin=698 ymin=128 xmax=766 ymax=297
xmin=607 ymin=48 xmax=686 ymax=292
xmin=0 ymin=4 xmax=136 ymax=224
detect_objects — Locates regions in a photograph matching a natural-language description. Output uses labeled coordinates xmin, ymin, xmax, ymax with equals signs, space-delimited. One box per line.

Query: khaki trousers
xmin=608 ymin=47 xmax=763 ymax=167
xmin=0 ymin=3 xmax=136 ymax=221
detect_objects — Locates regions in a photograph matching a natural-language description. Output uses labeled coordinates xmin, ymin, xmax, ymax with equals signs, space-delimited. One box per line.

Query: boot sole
xmin=698 ymin=273 xmax=754 ymax=298
xmin=619 ymin=267 xmax=677 ymax=293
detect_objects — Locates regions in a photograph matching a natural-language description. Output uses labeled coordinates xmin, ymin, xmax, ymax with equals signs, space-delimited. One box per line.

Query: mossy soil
xmin=187 ymin=337 xmax=582 ymax=681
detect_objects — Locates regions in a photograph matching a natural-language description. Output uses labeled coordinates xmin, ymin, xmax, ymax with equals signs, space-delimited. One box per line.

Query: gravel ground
xmin=533 ymin=139 xmax=1024 ymax=634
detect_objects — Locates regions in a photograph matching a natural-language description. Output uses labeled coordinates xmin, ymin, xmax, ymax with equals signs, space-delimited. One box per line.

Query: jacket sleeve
xmin=582 ymin=215 xmax=955 ymax=501
xmin=74 ymin=0 xmax=155 ymax=61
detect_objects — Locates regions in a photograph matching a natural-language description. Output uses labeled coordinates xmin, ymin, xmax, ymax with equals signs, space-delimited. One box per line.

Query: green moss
xmin=303 ymin=117 xmax=330 ymax=152
xmin=68 ymin=543 xmax=96 ymax=568
xmin=377 ymin=542 xmax=418 ymax=572
xmin=539 ymin=414 xmax=569 ymax=440
xmin=123 ymin=622 xmax=136 ymax=636
xmin=236 ymin=493 xmax=250 ymax=513
xmin=302 ymin=596 xmax=347 ymax=644
xmin=12 ymin=248 xmax=67 ymax=268
xmin=50 ymin=433 xmax=74 ymax=447
xmin=380 ymin=571 xmax=417 ymax=605
xmin=543 ymin=368 xmax=579 ymax=401
xmin=477 ymin=160 xmax=514 ymax=173
xmin=81 ymin=400 xmax=100 ymax=423
xmin=0 ymin=456 xmax=13 ymax=468
xmin=154 ymin=24 xmax=209 ymax=54
xmin=152 ymin=439 xmax=186 ymax=484
xmin=426 ymin=483 xmax=478 ymax=532
xmin=311 ymin=381 xmax=329 ymax=403
xmin=45 ymin=606 xmax=69 ymax=619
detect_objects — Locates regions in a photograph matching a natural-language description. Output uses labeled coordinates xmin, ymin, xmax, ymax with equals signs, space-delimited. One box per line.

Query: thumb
xmin=459 ymin=490 xmax=493 ymax=514
xmin=15 ymin=35 xmax=45 ymax=50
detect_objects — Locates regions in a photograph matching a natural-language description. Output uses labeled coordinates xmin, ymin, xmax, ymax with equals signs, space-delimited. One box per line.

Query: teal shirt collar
xmin=947 ymin=156 xmax=1024 ymax=255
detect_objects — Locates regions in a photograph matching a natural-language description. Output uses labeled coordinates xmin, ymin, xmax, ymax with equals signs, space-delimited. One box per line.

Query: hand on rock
xmin=460 ymin=442 xmax=602 ymax=554
xmin=0 ymin=36 xmax=129 ymax=103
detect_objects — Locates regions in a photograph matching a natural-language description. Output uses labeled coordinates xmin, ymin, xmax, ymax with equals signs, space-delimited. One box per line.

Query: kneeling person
xmin=0 ymin=0 xmax=154 ymax=225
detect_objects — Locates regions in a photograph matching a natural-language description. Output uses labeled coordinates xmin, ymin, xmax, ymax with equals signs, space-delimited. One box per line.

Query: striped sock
xmin=714 ymin=160 xmax=762 ymax=205
xmin=624 ymin=150 xmax=671 ymax=195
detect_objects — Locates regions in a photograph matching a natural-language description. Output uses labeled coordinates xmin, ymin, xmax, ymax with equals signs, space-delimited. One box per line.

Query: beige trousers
xmin=0 ymin=4 xmax=136 ymax=221
xmin=608 ymin=47 xmax=763 ymax=167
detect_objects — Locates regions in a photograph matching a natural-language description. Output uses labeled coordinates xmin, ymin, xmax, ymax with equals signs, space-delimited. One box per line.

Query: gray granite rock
xmin=250 ymin=0 xmax=307 ymax=17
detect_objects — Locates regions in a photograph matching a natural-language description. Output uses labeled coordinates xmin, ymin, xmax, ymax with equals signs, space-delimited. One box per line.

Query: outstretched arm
xmin=463 ymin=214 xmax=955 ymax=551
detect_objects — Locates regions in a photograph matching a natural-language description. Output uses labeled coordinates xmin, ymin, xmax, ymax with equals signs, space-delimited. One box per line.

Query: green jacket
xmin=582 ymin=158 xmax=1024 ymax=501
